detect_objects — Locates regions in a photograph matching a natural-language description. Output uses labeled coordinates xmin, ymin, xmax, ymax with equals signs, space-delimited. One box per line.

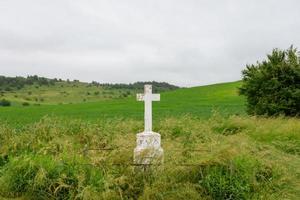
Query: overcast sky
xmin=0 ymin=0 xmax=299 ymax=87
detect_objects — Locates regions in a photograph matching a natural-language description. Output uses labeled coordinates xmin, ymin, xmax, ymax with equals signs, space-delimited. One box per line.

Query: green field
xmin=0 ymin=81 xmax=245 ymax=125
xmin=0 ymin=80 xmax=299 ymax=200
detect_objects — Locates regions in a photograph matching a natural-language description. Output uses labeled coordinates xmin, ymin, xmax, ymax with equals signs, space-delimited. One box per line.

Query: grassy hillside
xmin=1 ymin=81 xmax=135 ymax=105
xmin=0 ymin=116 xmax=299 ymax=199
xmin=0 ymin=81 xmax=245 ymax=125
xmin=0 ymin=76 xmax=179 ymax=106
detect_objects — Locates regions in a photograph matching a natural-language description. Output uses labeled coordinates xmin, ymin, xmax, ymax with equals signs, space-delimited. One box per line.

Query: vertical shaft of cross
xmin=144 ymin=85 xmax=152 ymax=132
xmin=145 ymin=94 xmax=152 ymax=132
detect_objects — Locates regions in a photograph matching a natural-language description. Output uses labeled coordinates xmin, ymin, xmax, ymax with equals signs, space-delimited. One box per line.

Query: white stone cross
xmin=137 ymin=85 xmax=160 ymax=133
xmin=135 ymin=84 xmax=163 ymax=165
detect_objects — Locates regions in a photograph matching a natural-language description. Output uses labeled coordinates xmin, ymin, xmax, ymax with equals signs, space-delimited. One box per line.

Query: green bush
xmin=4 ymin=87 xmax=11 ymax=91
xmin=22 ymin=102 xmax=30 ymax=106
xmin=239 ymin=46 xmax=300 ymax=116
xmin=0 ymin=99 xmax=11 ymax=107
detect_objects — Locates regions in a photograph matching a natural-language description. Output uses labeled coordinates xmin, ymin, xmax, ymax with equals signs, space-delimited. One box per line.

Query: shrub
xmin=0 ymin=99 xmax=11 ymax=107
xmin=239 ymin=46 xmax=300 ymax=116
xmin=22 ymin=102 xmax=30 ymax=106
xmin=4 ymin=87 xmax=11 ymax=91
xmin=0 ymin=155 xmax=8 ymax=167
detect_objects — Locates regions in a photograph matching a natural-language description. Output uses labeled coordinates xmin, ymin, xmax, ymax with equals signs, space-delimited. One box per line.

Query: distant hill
xmin=0 ymin=75 xmax=180 ymax=105
xmin=0 ymin=75 xmax=179 ymax=92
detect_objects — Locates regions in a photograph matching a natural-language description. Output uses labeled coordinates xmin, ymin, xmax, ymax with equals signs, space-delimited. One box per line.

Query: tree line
xmin=0 ymin=75 xmax=57 ymax=91
xmin=0 ymin=75 xmax=180 ymax=93
xmin=90 ymin=81 xmax=180 ymax=92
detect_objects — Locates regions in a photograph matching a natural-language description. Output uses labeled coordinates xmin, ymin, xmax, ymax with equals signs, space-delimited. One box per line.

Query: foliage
xmin=90 ymin=81 xmax=180 ymax=92
xmin=0 ymin=115 xmax=299 ymax=199
xmin=22 ymin=102 xmax=30 ymax=106
xmin=0 ymin=75 xmax=179 ymax=93
xmin=239 ymin=46 xmax=300 ymax=116
xmin=0 ymin=99 xmax=11 ymax=107
xmin=0 ymin=75 xmax=56 ymax=90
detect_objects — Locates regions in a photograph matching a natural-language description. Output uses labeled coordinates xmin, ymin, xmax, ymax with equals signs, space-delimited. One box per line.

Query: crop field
xmin=0 ymin=81 xmax=245 ymax=125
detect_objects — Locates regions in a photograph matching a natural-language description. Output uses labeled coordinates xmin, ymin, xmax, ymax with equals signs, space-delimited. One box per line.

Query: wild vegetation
xmin=96 ymin=81 xmax=179 ymax=92
xmin=0 ymin=75 xmax=179 ymax=106
xmin=0 ymin=115 xmax=299 ymax=199
xmin=0 ymin=99 xmax=11 ymax=107
xmin=0 ymin=75 xmax=56 ymax=91
xmin=239 ymin=47 xmax=300 ymax=116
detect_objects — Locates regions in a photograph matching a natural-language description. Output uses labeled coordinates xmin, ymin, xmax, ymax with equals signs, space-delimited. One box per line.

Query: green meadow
xmin=0 ymin=80 xmax=299 ymax=200
xmin=0 ymin=81 xmax=245 ymax=125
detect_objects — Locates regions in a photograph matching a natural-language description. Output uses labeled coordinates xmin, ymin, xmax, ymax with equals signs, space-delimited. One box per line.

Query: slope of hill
xmin=1 ymin=81 xmax=133 ymax=105
xmin=0 ymin=75 xmax=179 ymax=105
xmin=0 ymin=81 xmax=245 ymax=125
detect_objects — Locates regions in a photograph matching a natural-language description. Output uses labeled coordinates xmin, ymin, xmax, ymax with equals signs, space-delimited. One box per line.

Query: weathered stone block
xmin=134 ymin=131 xmax=163 ymax=164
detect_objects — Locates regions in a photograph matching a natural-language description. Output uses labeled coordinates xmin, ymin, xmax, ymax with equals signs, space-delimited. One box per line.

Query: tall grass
xmin=0 ymin=115 xmax=299 ymax=199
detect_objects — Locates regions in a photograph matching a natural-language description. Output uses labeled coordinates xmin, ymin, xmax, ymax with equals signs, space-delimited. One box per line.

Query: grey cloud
xmin=0 ymin=0 xmax=300 ymax=87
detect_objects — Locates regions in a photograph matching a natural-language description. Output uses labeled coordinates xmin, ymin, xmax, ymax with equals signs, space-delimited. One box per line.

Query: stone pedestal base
xmin=134 ymin=131 xmax=164 ymax=165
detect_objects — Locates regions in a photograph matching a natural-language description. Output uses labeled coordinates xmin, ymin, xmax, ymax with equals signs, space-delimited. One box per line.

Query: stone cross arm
xmin=136 ymin=93 xmax=160 ymax=101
